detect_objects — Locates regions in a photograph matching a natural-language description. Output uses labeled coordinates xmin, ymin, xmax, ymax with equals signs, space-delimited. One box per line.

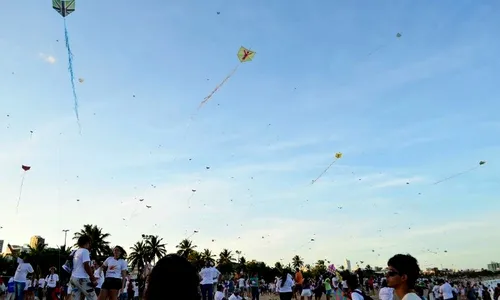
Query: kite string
xmin=64 ymin=18 xmax=81 ymax=133
xmin=311 ymin=158 xmax=339 ymax=184
xmin=199 ymin=64 xmax=240 ymax=109
xmin=16 ymin=173 xmax=26 ymax=213
xmin=432 ymin=165 xmax=480 ymax=185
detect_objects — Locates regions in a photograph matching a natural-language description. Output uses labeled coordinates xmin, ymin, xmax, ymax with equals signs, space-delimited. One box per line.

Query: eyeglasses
xmin=385 ymin=270 xmax=400 ymax=277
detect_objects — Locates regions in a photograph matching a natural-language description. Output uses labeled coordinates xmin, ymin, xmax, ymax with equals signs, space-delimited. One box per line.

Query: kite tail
xmin=432 ymin=165 xmax=480 ymax=185
xmin=16 ymin=174 xmax=26 ymax=213
xmin=199 ymin=64 xmax=240 ymax=109
xmin=64 ymin=18 xmax=81 ymax=132
xmin=311 ymin=159 xmax=339 ymax=185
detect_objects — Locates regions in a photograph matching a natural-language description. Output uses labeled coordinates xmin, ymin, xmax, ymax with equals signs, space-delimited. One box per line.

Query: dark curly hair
xmin=145 ymin=254 xmax=200 ymax=300
xmin=387 ymin=254 xmax=420 ymax=289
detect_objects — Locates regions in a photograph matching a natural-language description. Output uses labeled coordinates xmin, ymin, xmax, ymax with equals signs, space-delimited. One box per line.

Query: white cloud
xmin=39 ymin=53 xmax=56 ymax=64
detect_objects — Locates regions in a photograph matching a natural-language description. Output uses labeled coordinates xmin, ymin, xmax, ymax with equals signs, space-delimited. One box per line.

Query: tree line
xmin=1 ymin=224 xmax=499 ymax=283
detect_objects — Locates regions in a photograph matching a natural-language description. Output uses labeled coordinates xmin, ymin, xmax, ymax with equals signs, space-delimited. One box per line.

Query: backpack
xmin=353 ymin=290 xmax=375 ymax=300
xmin=62 ymin=250 xmax=76 ymax=274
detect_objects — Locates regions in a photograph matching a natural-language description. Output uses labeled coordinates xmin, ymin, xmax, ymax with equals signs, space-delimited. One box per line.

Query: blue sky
xmin=1 ymin=0 xmax=499 ymax=270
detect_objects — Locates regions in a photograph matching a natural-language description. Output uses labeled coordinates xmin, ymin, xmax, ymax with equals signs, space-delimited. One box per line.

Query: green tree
xmin=128 ymin=241 xmax=148 ymax=272
xmin=176 ymin=239 xmax=196 ymax=258
xmin=188 ymin=250 xmax=205 ymax=271
xmin=202 ymin=249 xmax=215 ymax=264
xmin=292 ymin=255 xmax=304 ymax=269
xmin=218 ymin=249 xmax=234 ymax=265
xmin=73 ymin=224 xmax=111 ymax=260
xmin=144 ymin=235 xmax=166 ymax=264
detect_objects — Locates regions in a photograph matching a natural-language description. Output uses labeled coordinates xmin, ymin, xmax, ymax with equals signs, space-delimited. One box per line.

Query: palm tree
xmin=292 ymin=255 xmax=304 ymax=269
xmin=73 ymin=224 xmax=111 ymax=259
xmin=144 ymin=235 xmax=166 ymax=264
xmin=28 ymin=240 xmax=47 ymax=277
xmin=201 ymin=249 xmax=215 ymax=264
xmin=217 ymin=249 xmax=234 ymax=265
xmin=188 ymin=251 xmax=204 ymax=271
xmin=128 ymin=241 xmax=148 ymax=272
xmin=176 ymin=239 xmax=196 ymax=258
xmin=274 ymin=262 xmax=283 ymax=270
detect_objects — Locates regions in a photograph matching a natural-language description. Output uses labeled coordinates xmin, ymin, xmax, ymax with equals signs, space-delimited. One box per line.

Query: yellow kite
xmin=199 ymin=46 xmax=256 ymax=109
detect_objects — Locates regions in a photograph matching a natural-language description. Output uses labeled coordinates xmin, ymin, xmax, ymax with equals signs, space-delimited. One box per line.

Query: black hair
xmin=114 ymin=245 xmax=127 ymax=260
xmin=77 ymin=235 xmax=92 ymax=248
xmin=387 ymin=254 xmax=420 ymax=289
xmin=346 ymin=274 xmax=359 ymax=290
xmin=280 ymin=270 xmax=288 ymax=287
xmin=145 ymin=254 xmax=199 ymax=300
xmin=217 ymin=284 xmax=224 ymax=292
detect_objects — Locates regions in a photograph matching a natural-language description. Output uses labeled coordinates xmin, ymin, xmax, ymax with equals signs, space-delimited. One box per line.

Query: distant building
xmin=29 ymin=236 xmax=45 ymax=248
xmin=345 ymin=259 xmax=352 ymax=272
xmin=0 ymin=240 xmax=3 ymax=253
xmin=4 ymin=244 xmax=29 ymax=255
xmin=487 ymin=262 xmax=500 ymax=272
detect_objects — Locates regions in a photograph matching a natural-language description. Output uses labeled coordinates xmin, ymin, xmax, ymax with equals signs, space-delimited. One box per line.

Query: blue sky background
xmin=1 ymin=0 xmax=499 ymax=270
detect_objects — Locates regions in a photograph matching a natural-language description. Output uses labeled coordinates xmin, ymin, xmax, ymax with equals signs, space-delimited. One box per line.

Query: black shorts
xmin=294 ymin=285 xmax=303 ymax=293
xmin=102 ymin=278 xmax=122 ymax=290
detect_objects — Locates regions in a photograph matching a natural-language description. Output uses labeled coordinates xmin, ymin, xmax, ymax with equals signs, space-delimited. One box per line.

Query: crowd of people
xmin=0 ymin=236 xmax=499 ymax=300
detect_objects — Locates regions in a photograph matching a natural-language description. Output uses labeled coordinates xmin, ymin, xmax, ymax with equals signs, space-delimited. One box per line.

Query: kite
xmin=52 ymin=0 xmax=80 ymax=132
xmin=187 ymin=189 xmax=197 ymax=208
xmin=368 ymin=32 xmax=402 ymax=56
xmin=433 ymin=160 xmax=486 ymax=185
xmin=78 ymin=78 xmax=84 ymax=83
xmin=16 ymin=165 xmax=31 ymax=212
xmin=199 ymin=46 xmax=256 ymax=109
xmin=311 ymin=152 xmax=343 ymax=184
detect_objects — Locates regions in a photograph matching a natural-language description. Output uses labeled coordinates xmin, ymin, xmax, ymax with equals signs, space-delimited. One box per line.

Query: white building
xmin=487 ymin=262 xmax=500 ymax=272
xmin=345 ymin=259 xmax=352 ymax=272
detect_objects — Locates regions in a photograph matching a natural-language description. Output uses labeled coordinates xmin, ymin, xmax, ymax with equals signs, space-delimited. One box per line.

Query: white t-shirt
xmin=433 ymin=285 xmax=440 ymax=298
xmin=277 ymin=274 xmax=294 ymax=293
xmin=379 ymin=287 xmax=394 ymax=300
xmin=215 ymin=291 xmax=225 ymax=300
xmin=352 ymin=289 xmax=365 ymax=300
xmin=238 ymin=278 xmax=245 ymax=288
xmin=133 ymin=282 xmax=139 ymax=297
xmin=199 ymin=267 xmax=215 ymax=285
xmin=403 ymin=292 xmax=422 ymax=300
xmin=342 ymin=280 xmax=347 ymax=289
xmin=440 ymin=283 xmax=454 ymax=300
xmin=229 ymin=294 xmax=242 ymax=300
xmin=38 ymin=278 xmax=45 ymax=288
xmin=14 ymin=263 xmax=34 ymax=282
xmin=211 ymin=267 xmax=221 ymax=283
xmin=72 ymin=248 xmax=91 ymax=279
xmin=45 ymin=273 xmax=59 ymax=288
xmin=94 ymin=268 xmax=104 ymax=288
xmin=103 ymin=257 xmax=128 ymax=279
xmin=24 ymin=280 xmax=31 ymax=290
xmin=332 ymin=277 xmax=338 ymax=288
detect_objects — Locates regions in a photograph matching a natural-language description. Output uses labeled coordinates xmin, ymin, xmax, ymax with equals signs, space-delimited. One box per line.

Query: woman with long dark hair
xmin=276 ymin=270 xmax=294 ymax=300
xmin=98 ymin=246 xmax=128 ymax=300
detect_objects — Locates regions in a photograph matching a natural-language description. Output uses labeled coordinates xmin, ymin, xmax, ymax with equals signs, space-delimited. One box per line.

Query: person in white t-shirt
xmin=46 ymin=267 xmax=60 ymax=299
xmin=132 ymin=281 xmax=139 ymax=300
xmin=99 ymin=246 xmax=128 ymax=300
xmin=214 ymin=284 xmax=225 ymax=300
xmin=439 ymin=280 xmax=454 ymax=300
xmin=379 ymin=280 xmax=394 ymax=300
xmin=385 ymin=254 xmax=421 ymax=300
xmin=13 ymin=256 xmax=34 ymax=300
xmin=199 ymin=261 xmax=220 ymax=300
xmin=70 ymin=235 xmax=98 ymax=300
xmin=228 ymin=289 xmax=243 ymax=300
xmin=37 ymin=277 xmax=46 ymax=299
xmin=93 ymin=260 xmax=104 ymax=297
